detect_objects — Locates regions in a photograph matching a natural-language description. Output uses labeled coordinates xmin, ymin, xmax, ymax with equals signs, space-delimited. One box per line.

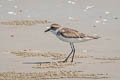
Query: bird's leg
xmin=71 ymin=43 xmax=75 ymax=62
xmin=63 ymin=42 xmax=73 ymax=62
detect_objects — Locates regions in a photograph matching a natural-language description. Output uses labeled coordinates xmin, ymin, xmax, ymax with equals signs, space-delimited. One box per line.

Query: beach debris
xmin=10 ymin=34 xmax=14 ymax=37
xmin=103 ymin=19 xmax=108 ymax=22
xmin=68 ymin=0 xmax=72 ymax=3
xmin=105 ymin=11 xmax=110 ymax=15
xmin=19 ymin=10 xmax=23 ymax=13
xmin=67 ymin=1 xmax=76 ymax=4
xmin=105 ymin=38 xmax=111 ymax=40
xmin=84 ymin=5 xmax=95 ymax=12
xmin=8 ymin=11 xmax=16 ymax=15
xmin=68 ymin=16 xmax=73 ymax=20
xmin=14 ymin=5 xmax=18 ymax=9
xmin=92 ymin=25 xmax=96 ymax=27
xmin=99 ymin=16 xmax=103 ymax=19
xmin=95 ymin=16 xmax=109 ymax=24
xmin=71 ymin=1 xmax=76 ymax=4
xmin=95 ymin=20 xmax=100 ymax=23
xmin=114 ymin=17 xmax=118 ymax=20
xmin=86 ymin=5 xmax=95 ymax=10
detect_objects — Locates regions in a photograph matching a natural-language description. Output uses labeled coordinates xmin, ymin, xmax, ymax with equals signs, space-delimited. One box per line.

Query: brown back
xmin=59 ymin=28 xmax=86 ymax=38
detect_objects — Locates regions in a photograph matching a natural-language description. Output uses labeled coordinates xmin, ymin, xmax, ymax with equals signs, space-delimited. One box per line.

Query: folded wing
xmin=59 ymin=28 xmax=100 ymax=39
xmin=59 ymin=28 xmax=86 ymax=38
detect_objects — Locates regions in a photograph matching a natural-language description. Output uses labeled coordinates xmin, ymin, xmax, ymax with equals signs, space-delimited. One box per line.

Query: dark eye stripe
xmin=51 ymin=27 xmax=56 ymax=30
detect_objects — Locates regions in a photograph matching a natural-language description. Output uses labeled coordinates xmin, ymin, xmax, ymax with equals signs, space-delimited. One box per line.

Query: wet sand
xmin=0 ymin=0 xmax=120 ymax=80
xmin=0 ymin=50 xmax=120 ymax=80
xmin=0 ymin=50 xmax=110 ymax=80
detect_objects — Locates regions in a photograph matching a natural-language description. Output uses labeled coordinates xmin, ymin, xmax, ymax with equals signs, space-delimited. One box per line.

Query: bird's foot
xmin=58 ymin=60 xmax=67 ymax=63
xmin=71 ymin=59 xmax=74 ymax=62
xmin=71 ymin=60 xmax=73 ymax=63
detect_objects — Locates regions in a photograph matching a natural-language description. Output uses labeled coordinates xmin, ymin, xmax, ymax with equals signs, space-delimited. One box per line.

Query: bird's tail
xmin=86 ymin=35 xmax=101 ymax=39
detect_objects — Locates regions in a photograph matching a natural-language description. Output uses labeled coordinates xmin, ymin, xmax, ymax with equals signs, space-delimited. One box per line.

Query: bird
xmin=45 ymin=24 xmax=100 ymax=62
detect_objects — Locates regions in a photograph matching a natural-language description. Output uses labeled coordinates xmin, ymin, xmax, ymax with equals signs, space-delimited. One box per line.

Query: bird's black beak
xmin=44 ymin=27 xmax=51 ymax=32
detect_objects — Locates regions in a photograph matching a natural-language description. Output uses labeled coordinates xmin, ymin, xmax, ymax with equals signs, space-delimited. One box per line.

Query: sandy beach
xmin=0 ymin=0 xmax=120 ymax=80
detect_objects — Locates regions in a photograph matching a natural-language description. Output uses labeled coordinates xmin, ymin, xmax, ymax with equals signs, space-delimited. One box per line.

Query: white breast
xmin=50 ymin=30 xmax=58 ymax=35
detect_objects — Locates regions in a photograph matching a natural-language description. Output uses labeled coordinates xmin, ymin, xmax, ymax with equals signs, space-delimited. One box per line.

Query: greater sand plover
xmin=45 ymin=24 xmax=100 ymax=62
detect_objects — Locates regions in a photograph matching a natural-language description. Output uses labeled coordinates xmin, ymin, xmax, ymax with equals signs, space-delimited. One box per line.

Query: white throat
xmin=50 ymin=29 xmax=58 ymax=35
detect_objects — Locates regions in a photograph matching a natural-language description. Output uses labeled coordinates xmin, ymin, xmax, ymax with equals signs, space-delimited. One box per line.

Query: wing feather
xmin=59 ymin=28 xmax=86 ymax=38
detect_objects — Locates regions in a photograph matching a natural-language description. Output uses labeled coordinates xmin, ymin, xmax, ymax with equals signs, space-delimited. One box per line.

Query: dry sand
xmin=0 ymin=0 xmax=120 ymax=80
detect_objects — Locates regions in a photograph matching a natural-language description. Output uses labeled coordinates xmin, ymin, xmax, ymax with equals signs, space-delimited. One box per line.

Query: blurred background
xmin=0 ymin=0 xmax=120 ymax=79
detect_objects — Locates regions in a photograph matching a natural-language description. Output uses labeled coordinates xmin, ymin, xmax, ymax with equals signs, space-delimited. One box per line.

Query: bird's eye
xmin=51 ymin=27 xmax=56 ymax=30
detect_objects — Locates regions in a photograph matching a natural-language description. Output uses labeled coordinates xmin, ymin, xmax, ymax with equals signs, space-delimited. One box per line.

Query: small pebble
xmin=99 ymin=16 xmax=103 ymax=19
xmin=19 ymin=10 xmax=23 ymax=12
xmin=114 ymin=17 xmax=118 ymax=20
xmin=68 ymin=16 xmax=73 ymax=20
xmin=96 ymin=20 xmax=100 ymax=23
xmin=10 ymin=35 xmax=14 ymax=37
xmin=103 ymin=19 xmax=108 ymax=22
xmin=105 ymin=11 xmax=110 ymax=14
xmin=92 ymin=25 xmax=96 ymax=27
xmin=23 ymin=49 xmax=27 ymax=51
xmin=68 ymin=1 xmax=72 ymax=3
xmin=71 ymin=2 xmax=76 ymax=4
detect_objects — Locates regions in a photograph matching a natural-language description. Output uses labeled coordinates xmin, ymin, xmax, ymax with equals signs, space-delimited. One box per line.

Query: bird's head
xmin=45 ymin=24 xmax=61 ymax=32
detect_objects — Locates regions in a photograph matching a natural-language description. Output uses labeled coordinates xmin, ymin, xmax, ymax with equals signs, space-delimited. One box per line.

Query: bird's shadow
xmin=23 ymin=61 xmax=81 ymax=64
xmin=23 ymin=61 xmax=51 ymax=64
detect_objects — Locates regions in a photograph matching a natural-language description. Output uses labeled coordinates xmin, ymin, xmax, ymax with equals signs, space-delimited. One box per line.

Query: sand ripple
xmin=94 ymin=56 xmax=120 ymax=60
xmin=11 ymin=50 xmax=89 ymax=60
xmin=33 ymin=62 xmax=77 ymax=69
xmin=0 ymin=20 xmax=51 ymax=26
xmin=0 ymin=71 xmax=108 ymax=80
